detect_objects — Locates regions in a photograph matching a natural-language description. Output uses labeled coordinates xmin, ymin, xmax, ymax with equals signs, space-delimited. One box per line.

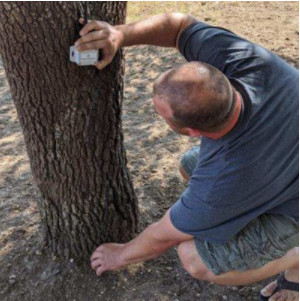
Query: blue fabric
xmin=170 ymin=22 xmax=299 ymax=244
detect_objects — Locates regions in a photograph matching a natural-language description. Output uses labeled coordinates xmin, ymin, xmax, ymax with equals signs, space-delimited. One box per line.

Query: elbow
xmin=167 ymin=13 xmax=193 ymax=23
xmin=147 ymin=222 xmax=177 ymax=251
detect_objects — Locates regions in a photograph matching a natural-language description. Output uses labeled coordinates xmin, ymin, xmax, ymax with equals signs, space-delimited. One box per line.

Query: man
xmin=75 ymin=14 xmax=299 ymax=300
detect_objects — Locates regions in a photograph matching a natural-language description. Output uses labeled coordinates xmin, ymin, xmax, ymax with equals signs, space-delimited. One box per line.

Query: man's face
xmin=152 ymin=97 xmax=191 ymax=136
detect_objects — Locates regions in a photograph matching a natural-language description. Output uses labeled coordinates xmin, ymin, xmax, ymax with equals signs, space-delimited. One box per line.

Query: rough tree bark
xmin=0 ymin=2 xmax=138 ymax=260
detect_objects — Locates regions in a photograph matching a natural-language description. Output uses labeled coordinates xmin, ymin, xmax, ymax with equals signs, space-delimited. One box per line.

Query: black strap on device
xmin=84 ymin=1 xmax=88 ymax=25
xmin=75 ymin=2 xmax=103 ymax=60
xmin=75 ymin=2 xmax=88 ymax=41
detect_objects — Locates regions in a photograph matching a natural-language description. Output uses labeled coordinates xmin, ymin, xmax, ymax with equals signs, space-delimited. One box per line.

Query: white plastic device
xmin=69 ymin=46 xmax=99 ymax=66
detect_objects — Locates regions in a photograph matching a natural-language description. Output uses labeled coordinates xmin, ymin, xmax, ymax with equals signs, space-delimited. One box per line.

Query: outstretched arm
xmin=75 ymin=13 xmax=198 ymax=69
xmin=115 ymin=13 xmax=197 ymax=48
xmin=90 ymin=209 xmax=193 ymax=276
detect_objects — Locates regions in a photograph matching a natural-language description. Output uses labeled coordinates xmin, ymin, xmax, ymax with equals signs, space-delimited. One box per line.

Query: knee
xmin=289 ymin=246 xmax=299 ymax=257
xmin=177 ymin=241 xmax=200 ymax=277
xmin=179 ymin=164 xmax=190 ymax=181
xmin=177 ymin=241 xmax=213 ymax=281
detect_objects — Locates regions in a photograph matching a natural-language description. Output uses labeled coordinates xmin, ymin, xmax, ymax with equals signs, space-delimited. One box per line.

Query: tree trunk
xmin=0 ymin=2 xmax=138 ymax=260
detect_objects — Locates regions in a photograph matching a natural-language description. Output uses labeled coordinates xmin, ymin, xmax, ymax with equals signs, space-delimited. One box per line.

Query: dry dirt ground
xmin=0 ymin=2 xmax=298 ymax=301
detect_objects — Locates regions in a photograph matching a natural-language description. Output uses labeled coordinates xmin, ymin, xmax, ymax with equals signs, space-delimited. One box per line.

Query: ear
xmin=187 ymin=128 xmax=202 ymax=138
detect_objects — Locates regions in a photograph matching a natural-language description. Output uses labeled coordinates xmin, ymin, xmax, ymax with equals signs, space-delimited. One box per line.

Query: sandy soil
xmin=0 ymin=2 xmax=298 ymax=301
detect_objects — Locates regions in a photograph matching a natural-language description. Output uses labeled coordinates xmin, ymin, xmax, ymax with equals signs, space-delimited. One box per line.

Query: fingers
xmin=90 ymin=249 xmax=103 ymax=276
xmin=79 ymin=18 xmax=88 ymax=24
xmin=90 ymin=248 xmax=107 ymax=277
xmin=75 ymin=30 xmax=108 ymax=46
xmin=79 ymin=20 xmax=108 ymax=37
xmin=95 ymin=58 xmax=112 ymax=70
xmin=91 ymin=258 xmax=102 ymax=270
xmin=91 ymin=259 xmax=106 ymax=277
xmin=90 ymin=243 xmax=126 ymax=277
xmin=76 ymin=40 xmax=107 ymax=52
xmin=96 ymin=265 xmax=106 ymax=277
xmin=74 ymin=28 xmax=114 ymax=69
xmin=76 ymin=18 xmax=119 ymax=70
xmin=91 ymin=249 xmax=102 ymax=262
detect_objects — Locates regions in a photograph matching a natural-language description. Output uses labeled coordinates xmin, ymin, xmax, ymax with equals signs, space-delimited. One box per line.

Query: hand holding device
xmin=73 ymin=18 xmax=123 ymax=69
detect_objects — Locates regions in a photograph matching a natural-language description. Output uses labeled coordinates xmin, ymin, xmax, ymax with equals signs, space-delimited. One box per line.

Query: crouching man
xmin=75 ymin=13 xmax=299 ymax=300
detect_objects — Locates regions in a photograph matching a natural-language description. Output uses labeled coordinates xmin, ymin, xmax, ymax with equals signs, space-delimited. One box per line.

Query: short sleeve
xmin=178 ymin=22 xmax=273 ymax=80
xmin=170 ymin=189 xmax=260 ymax=244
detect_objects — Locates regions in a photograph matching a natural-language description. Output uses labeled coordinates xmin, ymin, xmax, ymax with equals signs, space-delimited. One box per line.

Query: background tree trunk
xmin=0 ymin=2 xmax=138 ymax=260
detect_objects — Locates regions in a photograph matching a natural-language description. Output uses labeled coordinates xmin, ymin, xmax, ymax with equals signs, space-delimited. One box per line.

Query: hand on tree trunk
xmin=90 ymin=243 xmax=126 ymax=276
xmin=75 ymin=18 xmax=124 ymax=70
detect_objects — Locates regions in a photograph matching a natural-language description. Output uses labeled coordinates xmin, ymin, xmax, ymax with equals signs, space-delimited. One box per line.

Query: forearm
xmin=116 ymin=13 xmax=196 ymax=48
xmin=90 ymin=210 xmax=193 ymax=275
xmin=120 ymin=222 xmax=178 ymax=265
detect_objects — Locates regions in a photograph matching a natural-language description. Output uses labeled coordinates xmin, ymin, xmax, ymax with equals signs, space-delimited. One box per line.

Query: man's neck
xmin=203 ymin=91 xmax=242 ymax=140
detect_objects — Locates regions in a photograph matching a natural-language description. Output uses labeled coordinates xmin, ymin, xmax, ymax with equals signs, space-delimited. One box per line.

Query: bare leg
xmin=177 ymin=240 xmax=299 ymax=294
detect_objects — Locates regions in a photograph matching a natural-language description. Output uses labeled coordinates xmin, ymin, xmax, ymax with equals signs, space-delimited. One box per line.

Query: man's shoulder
xmin=178 ymin=21 xmax=237 ymax=53
xmin=178 ymin=21 xmax=264 ymax=75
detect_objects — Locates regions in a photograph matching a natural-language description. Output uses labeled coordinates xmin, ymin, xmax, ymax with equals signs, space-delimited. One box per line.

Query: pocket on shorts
xmin=236 ymin=219 xmax=276 ymax=270
xmin=260 ymin=214 xmax=299 ymax=251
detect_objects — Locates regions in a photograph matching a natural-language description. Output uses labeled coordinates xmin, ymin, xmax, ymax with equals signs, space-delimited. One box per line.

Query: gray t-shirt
xmin=170 ymin=22 xmax=299 ymax=244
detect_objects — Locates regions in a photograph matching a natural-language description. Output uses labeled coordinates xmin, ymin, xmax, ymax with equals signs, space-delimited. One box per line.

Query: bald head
xmin=153 ymin=62 xmax=235 ymax=132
